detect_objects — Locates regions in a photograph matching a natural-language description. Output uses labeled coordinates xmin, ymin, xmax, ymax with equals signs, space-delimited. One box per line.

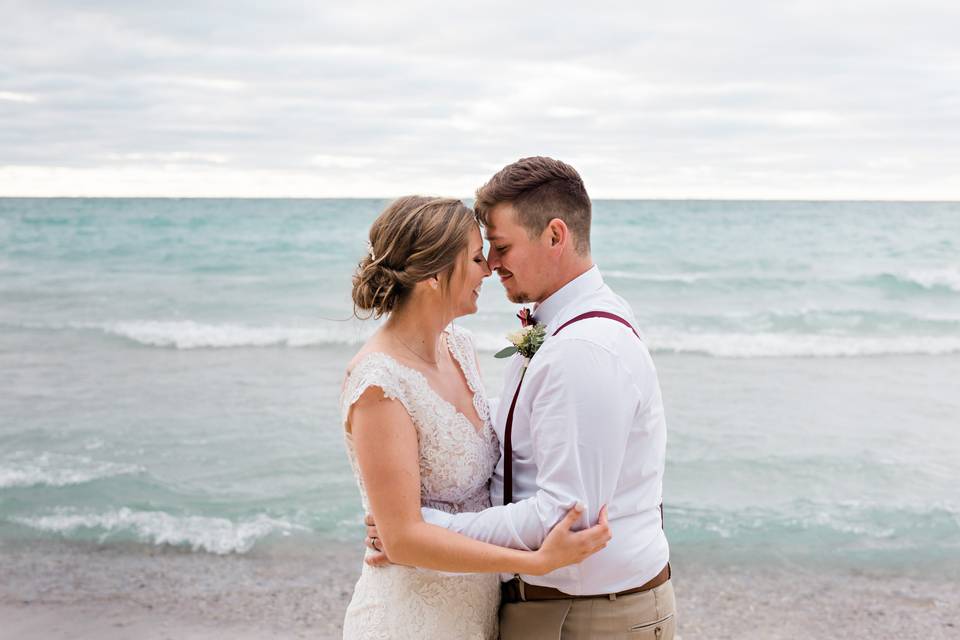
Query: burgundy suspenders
xmin=501 ymin=311 xmax=642 ymax=506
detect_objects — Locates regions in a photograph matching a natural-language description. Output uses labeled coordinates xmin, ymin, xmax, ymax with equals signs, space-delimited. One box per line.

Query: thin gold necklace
xmin=393 ymin=333 xmax=440 ymax=366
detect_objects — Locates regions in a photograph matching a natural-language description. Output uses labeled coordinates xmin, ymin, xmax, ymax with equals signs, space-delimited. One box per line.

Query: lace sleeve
xmin=340 ymin=353 xmax=413 ymax=427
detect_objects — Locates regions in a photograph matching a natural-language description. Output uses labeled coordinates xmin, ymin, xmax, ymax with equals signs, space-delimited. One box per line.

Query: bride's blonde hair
xmin=352 ymin=196 xmax=478 ymax=319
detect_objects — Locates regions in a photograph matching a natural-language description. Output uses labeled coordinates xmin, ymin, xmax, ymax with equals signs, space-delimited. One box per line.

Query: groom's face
xmin=484 ymin=203 xmax=552 ymax=304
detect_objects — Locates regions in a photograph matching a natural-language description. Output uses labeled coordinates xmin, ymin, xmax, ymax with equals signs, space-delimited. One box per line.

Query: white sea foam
xmin=604 ymin=270 xmax=714 ymax=284
xmin=14 ymin=318 xmax=960 ymax=358
xmin=97 ymin=320 xmax=373 ymax=349
xmin=479 ymin=327 xmax=960 ymax=358
xmin=106 ymin=323 xmax=960 ymax=358
xmin=648 ymin=332 xmax=960 ymax=358
xmin=0 ymin=452 xmax=144 ymax=489
xmin=605 ymin=267 xmax=960 ymax=293
xmin=903 ymin=268 xmax=960 ymax=292
xmin=90 ymin=320 xmax=506 ymax=353
xmin=12 ymin=508 xmax=307 ymax=554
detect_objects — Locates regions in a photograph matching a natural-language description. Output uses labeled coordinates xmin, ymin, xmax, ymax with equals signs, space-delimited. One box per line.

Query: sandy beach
xmin=2 ymin=538 xmax=957 ymax=640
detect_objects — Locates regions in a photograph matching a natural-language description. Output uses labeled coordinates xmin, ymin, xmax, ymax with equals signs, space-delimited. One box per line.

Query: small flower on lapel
xmin=517 ymin=307 xmax=534 ymax=328
xmin=495 ymin=323 xmax=546 ymax=360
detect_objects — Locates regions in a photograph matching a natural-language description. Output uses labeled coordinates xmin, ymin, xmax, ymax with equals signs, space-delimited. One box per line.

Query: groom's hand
xmin=363 ymin=512 xmax=393 ymax=567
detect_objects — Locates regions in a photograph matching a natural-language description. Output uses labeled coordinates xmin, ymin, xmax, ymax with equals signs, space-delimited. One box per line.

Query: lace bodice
xmin=340 ymin=324 xmax=500 ymax=515
xmin=339 ymin=325 xmax=501 ymax=640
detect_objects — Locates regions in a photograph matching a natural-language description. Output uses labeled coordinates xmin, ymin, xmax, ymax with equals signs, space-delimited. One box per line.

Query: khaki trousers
xmin=499 ymin=579 xmax=676 ymax=640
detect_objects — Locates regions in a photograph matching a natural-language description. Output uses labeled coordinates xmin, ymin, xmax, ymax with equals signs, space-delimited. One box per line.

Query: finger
xmin=366 ymin=525 xmax=378 ymax=538
xmin=598 ymin=504 xmax=608 ymax=527
xmin=560 ymin=502 xmax=585 ymax=529
xmin=365 ymin=537 xmax=378 ymax=551
xmin=577 ymin=522 xmax=611 ymax=548
xmin=364 ymin=513 xmax=375 ymax=526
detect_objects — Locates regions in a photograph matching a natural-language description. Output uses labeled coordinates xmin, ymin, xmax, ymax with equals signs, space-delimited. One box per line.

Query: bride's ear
xmin=428 ymin=275 xmax=440 ymax=291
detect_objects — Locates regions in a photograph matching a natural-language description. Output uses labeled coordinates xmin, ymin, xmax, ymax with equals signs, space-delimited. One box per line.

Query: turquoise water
xmin=1 ymin=198 xmax=958 ymax=574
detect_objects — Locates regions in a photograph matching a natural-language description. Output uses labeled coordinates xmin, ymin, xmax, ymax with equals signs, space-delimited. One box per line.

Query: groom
xmin=367 ymin=156 xmax=675 ymax=639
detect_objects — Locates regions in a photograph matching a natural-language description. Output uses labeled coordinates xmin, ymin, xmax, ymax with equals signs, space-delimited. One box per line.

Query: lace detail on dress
xmin=444 ymin=325 xmax=491 ymax=429
xmin=339 ymin=324 xmax=501 ymax=640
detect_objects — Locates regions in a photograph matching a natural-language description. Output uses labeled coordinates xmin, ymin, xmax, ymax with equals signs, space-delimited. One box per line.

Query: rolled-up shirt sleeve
xmin=422 ymin=337 xmax=636 ymax=550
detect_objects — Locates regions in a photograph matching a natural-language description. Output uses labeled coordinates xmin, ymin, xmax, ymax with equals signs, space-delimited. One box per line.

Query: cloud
xmin=0 ymin=91 xmax=38 ymax=103
xmin=102 ymin=152 xmax=231 ymax=164
xmin=1 ymin=1 xmax=958 ymax=198
xmin=143 ymin=76 xmax=248 ymax=91
xmin=309 ymin=155 xmax=375 ymax=169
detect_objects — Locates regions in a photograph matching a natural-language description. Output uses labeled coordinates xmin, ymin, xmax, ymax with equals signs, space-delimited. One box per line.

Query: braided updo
xmin=352 ymin=196 xmax=479 ymax=319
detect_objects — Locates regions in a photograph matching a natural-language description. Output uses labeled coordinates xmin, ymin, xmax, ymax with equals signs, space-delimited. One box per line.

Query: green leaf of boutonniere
xmin=494 ymin=345 xmax=519 ymax=359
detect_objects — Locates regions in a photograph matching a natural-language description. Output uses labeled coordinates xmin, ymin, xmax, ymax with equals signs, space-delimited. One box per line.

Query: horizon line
xmin=1 ymin=195 xmax=958 ymax=204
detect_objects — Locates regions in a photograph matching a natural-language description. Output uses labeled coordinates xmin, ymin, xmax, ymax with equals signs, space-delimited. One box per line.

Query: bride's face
xmin=449 ymin=226 xmax=491 ymax=318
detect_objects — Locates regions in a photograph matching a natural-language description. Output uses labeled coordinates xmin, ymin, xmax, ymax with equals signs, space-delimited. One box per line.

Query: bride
xmin=340 ymin=196 xmax=611 ymax=639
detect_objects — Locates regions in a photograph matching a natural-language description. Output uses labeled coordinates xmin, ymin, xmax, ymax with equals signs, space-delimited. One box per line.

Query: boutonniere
xmin=495 ymin=323 xmax=546 ymax=361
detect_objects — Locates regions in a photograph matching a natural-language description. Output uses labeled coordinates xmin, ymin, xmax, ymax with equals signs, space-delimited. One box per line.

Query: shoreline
xmin=1 ymin=538 xmax=957 ymax=639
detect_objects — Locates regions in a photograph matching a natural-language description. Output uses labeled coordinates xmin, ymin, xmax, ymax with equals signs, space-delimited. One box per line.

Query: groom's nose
xmin=486 ymin=247 xmax=501 ymax=270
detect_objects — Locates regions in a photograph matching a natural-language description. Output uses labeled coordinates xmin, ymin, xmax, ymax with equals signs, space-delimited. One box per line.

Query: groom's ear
xmin=546 ymin=218 xmax=568 ymax=249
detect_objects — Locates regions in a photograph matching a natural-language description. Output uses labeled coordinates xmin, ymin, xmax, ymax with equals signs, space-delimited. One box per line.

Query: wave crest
xmin=650 ymin=332 xmax=960 ymax=358
xmin=100 ymin=320 xmax=369 ymax=350
xmin=10 ymin=319 xmax=960 ymax=358
xmin=605 ymin=267 xmax=960 ymax=293
xmin=900 ymin=268 xmax=960 ymax=292
xmin=11 ymin=508 xmax=307 ymax=554
xmin=0 ymin=452 xmax=144 ymax=489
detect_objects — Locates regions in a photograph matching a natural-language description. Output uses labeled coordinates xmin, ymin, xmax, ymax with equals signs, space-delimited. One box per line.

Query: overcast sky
xmin=2 ymin=1 xmax=958 ymax=198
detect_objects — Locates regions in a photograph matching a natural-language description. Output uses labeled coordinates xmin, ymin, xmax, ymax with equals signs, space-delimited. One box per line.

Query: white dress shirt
xmin=424 ymin=266 xmax=670 ymax=595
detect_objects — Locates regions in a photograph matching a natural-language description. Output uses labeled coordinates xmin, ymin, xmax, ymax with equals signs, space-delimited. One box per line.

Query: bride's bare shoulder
xmin=345 ymin=334 xmax=397 ymax=376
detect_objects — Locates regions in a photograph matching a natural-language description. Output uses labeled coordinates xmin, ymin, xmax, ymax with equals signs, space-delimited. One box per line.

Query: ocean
xmin=1 ymin=197 xmax=959 ymax=579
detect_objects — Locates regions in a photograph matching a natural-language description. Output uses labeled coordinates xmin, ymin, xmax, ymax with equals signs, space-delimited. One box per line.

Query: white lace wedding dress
xmin=340 ymin=325 xmax=501 ymax=640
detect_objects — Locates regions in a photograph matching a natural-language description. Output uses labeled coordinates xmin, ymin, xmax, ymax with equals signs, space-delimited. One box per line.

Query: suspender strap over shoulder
xmin=502 ymin=310 xmax=642 ymax=506
xmin=551 ymin=310 xmax=641 ymax=339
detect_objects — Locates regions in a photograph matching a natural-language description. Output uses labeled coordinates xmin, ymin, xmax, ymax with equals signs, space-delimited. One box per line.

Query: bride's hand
xmin=532 ymin=504 xmax=611 ymax=576
xmin=363 ymin=512 xmax=394 ymax=568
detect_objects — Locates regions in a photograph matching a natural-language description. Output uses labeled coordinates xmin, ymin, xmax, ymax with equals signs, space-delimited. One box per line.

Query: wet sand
xmin=1 ymin=538 xmax=957 ymax=639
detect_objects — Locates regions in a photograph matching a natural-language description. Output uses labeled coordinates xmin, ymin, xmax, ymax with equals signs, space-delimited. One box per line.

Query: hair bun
xmin=351 ymin=257 xmax=408 ymax=318
xmin=350 ymin=196 xmax=478 ymax=319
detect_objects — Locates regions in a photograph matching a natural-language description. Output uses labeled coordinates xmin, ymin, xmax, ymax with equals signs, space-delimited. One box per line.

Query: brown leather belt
xmin=501 ymin=563 xmax=670 ymax=603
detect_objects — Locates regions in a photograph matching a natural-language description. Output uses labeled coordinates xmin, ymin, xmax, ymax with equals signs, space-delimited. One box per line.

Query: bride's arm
xmin=349 ymin=386 xmax=609 ymax=575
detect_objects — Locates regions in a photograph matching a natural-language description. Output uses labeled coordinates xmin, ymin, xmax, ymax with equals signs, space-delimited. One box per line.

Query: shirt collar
xmin=533 ymin=265 xmax=603 ymax=326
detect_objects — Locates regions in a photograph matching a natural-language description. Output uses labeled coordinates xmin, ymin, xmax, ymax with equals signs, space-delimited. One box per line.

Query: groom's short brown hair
xmin=474 ymin=156 xmax=592 ymax=255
